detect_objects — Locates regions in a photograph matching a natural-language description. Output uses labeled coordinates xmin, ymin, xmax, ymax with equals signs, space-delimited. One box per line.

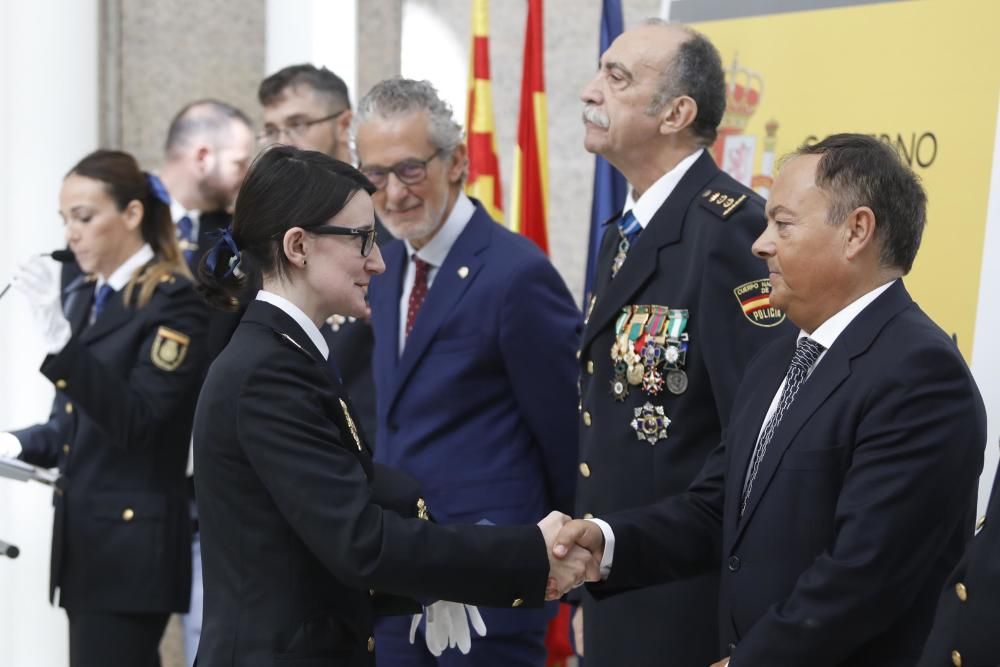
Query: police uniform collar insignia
xmin=699 ymin=188 xmax=749 ymax=219
xmin=733 ymin=279 xmax=787 ymax=327
xmin=338 ymin=398 xmax=363 ymax=451
xmin=630 ymin=402 xmax=670 ymax=445
xmin=151 ymin=326 xmax=190 ymax=372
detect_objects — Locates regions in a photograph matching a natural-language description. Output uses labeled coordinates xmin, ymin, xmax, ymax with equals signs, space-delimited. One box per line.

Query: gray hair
xmin=351 ymin=77 xmax=464 ymax=156
xmin=641 ymin=18 xmax=726 ymax=146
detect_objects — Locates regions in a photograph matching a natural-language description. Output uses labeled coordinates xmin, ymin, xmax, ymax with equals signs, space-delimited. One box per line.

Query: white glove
xmin=409 ymin=601 xmax=487 ymax=656
xmin=12 ymin=257 xmax=71 ymax=354
xmin=0 ymin=433 xmax=23 ymax=458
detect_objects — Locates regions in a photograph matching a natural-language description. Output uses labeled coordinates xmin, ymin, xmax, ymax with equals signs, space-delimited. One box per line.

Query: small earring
xmin=303 ymin=259 xmax=308 ymax=267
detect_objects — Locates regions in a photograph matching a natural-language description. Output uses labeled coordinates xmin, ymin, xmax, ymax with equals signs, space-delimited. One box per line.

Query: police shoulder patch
xmin=733 ymin=279 xmax=787 ymax=328
xmin=699 ymin=188 xmax=749 ymax=219
xmin=151 ymin=326 xmax=190 ymax=371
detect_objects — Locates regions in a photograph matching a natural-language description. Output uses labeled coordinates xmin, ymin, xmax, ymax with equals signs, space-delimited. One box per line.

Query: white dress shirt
xmin=622 ymin=148 xmax=703 ymax=228
xmin=170 ymin=200 xmax=201 ymax=239
xmin=396 ymin=192 xmax=476 ymax=356
xmin=590 ymin=279 xmax=898 ymax=580
xmin=91 ymin=244 xmax=154 ymax=322
xmin=256 ymin=290 xmax=330 ymax=360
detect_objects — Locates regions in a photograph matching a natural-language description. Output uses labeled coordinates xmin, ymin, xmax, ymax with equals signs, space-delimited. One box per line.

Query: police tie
xmin=740 ymin=336 xmax=825 ymax=516
xmin=611 ymin=210 xmax=641 ymax=278
xmin=92 ymin=284 xmax=115 ymax=322
xmin=405 ymin=255 xmax=431 ymax=338
xmin=176 ymin=215 xmax=197 ymax=266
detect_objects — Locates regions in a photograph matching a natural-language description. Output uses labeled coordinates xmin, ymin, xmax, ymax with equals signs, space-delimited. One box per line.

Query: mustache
xmin=582 ymin=105 xmax=609 ymax=129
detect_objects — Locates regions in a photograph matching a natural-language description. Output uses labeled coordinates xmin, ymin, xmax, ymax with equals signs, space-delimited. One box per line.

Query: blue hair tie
xmin=145 ymin=172 xmax=171 ymax=206
xmin=205 ymin=227 xmax=244 ymax=278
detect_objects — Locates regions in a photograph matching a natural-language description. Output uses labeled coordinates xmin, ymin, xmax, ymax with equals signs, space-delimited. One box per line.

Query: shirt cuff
xmin=585 ymin=517 xmax=615 ymax=579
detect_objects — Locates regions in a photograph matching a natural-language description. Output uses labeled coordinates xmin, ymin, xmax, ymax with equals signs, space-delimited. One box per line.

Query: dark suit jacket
xmin=598 ymin=281 xmax=986 ymax=666
xmin=368 ymin=201 xmax=580 ymax=637
xmin=918 ymin=463 xmax=1000 ymax=667
xmin=14 ymin=269 xmax=207 ymax=613
xmin=576 ymin=150 xmax=791 ymax=665
xmin=193 ymin=300 xmax=549 ymax=667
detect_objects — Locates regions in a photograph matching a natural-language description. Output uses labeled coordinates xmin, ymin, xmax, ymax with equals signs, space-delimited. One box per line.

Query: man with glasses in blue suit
xmin=354 ymin=77 xmax=581 ymax=667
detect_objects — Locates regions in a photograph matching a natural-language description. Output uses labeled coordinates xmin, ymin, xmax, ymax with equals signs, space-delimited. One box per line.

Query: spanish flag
xmin=464 ymin=0 xmax=504 ymax=223
xmin=510 ymin=0 xmax=549 ymax=254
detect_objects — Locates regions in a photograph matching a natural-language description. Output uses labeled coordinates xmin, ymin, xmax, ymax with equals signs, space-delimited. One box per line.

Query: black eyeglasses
xmin=257 ymin=109 xmax=348 ymax=144
xmin=359 ymin=150 xmax=442 ymax=190
xmin=309 ymin=224 xmax=378 ymax=257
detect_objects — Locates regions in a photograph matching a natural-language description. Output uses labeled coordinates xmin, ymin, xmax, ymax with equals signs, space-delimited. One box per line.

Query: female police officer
xmin=192 ymin=146 xmax=593 ymax=666
xmin=0 ymin=149 xmax=207 ymax=666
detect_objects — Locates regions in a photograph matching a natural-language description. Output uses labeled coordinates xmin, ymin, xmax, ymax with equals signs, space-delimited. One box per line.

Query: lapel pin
xmin=458 ymin=266 xmax=469 ymax=279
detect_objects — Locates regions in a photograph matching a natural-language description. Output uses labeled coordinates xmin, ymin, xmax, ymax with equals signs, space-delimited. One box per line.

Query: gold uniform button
xmin=976 ymin=515 xmax=986 ymax=531
xmin=55 ymin=379 xmax=67 ymax=389
xmin=511 ymin=598 xmax=524 ymax=608
xmin=583 ymin=512 xmax=594 ymax=520
xmin=955 ymin=582 xmax=968 ymax=602
xmin=576 ymin=350 xmax=581 ymax=360
xmin=579 ymin=463 xmax=591 ymax=478
xmin=122 ymin=508 xmax=135 ymax=522
xmin=952 ymin=649 xmax=962 ymax=666
xmin=62 ymin=444 xmax=70 ymax=455
xmin=65 ymin=403 xmax=73 ymax=414
xmin=367 ymin=636 xmax=375 ymax=653
xmin=582 ymin=411 xmax=592 ymax=427
xmin=586 ymin=361 xmax=594 ymax=375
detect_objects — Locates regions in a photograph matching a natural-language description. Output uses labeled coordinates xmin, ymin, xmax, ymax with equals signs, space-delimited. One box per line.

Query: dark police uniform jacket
xmin=14 ymin=268 xmax=207 ymax=613
xmin=576 ymin=150 xmax=790 ymax=665
xmin=192 ymin=299 xmax=549 ymax=667
xmin=596 ymin=281 xmax=986 ymax=666
xmin=918 ymin=462 xmax=1000 ymax=667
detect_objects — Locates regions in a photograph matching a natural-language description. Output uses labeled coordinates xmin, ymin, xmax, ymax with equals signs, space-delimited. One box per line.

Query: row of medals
xmin=610 ymin=311 xmax=689 ymax=402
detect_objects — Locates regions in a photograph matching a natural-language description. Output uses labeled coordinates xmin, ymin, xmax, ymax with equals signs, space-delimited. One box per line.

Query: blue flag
xmin=583 ymin=0 xmax=628 ymax=302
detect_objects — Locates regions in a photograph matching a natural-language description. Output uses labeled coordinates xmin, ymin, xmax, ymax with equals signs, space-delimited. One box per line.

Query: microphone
xmin=0 ymin=540 xmax=19 ymax=559
xmin=0 ymin=249 xmax=76 ymax=301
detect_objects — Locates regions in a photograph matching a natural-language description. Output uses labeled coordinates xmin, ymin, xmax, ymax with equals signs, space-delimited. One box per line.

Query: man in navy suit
xmin=353 ymin=77 xmax=581 ymax=667
xmin=553 ymin=134 xmax=987 ymax=666
xmin=159 ymin=98 xmax=256 ymax=667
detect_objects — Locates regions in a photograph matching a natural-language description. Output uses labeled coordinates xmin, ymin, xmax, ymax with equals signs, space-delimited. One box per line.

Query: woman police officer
xmin=192 ymin=145 xmax=593 ymax=666
xmin=1 ymin=149 xmax=208 ymax=666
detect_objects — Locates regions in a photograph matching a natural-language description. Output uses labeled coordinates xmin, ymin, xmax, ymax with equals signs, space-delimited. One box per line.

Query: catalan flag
xmin=464 ymin=0 xmax=504 ymax=223
xmin=510 ymin=0 xmax=549 ymax=254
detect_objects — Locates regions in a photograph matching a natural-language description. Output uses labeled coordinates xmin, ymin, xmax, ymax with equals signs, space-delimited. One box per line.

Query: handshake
xmin=409 ymin=512 xmax=604 ymax=656
xmin=537 ymin=511 xmax=607 ymax=600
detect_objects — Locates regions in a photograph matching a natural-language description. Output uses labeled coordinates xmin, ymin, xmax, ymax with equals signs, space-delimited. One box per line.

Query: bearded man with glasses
xmin=258 ymin=64 xmax=389 ymax=442
xmin=353 ymin=77 xmax=581 ymax=667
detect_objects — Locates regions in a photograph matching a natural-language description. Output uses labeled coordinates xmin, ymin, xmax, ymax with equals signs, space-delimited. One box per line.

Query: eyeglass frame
xmin=257 ymin=109 xmax=348 ymax=144
xmin=307 ymin=224 xmax=378 ymax=258
xmin=358 ymin=149 xmax=443 ymax=190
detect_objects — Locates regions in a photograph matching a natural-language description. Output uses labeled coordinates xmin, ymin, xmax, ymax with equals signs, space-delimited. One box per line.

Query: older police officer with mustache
xmin=572 ymin=18 xmax=791 ymax=666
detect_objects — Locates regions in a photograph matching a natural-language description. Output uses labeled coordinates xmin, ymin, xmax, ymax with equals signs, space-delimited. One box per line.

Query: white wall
xmin=0 ymin=0 xmax=99 ymax=663
xmin=265 ymin=0 xmax=359 ymax=104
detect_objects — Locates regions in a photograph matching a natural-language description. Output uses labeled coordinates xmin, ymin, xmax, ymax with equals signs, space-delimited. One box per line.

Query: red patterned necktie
xmin=405 ymin=255 xmax=431 ymax=338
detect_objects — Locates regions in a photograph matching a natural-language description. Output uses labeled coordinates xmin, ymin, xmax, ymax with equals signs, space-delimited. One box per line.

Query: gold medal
xmin=627 ymin=363 xmax=644 ymax=385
